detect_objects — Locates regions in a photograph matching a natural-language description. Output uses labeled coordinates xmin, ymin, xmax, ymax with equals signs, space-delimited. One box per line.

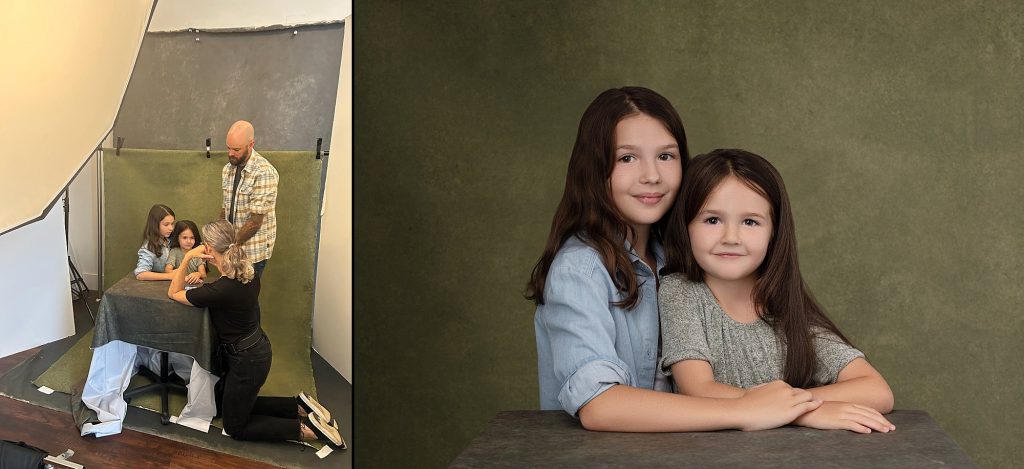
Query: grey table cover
xmin=450 ymin=410 xmax=977 ymax=468
xmin=91 ymin=275 xmax=215 ymax=370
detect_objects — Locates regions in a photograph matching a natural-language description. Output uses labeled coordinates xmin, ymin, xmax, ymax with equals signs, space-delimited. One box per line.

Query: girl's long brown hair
xmin=526 ymin=87 xmax=689 ymax=309
xmin=142 ymin=204 xmax=175 ymax=255
xmin=663 ymin=149 xmax=852 ymax=387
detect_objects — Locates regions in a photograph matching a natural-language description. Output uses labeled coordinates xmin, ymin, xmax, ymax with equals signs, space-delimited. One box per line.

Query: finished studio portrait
xmin=357 ymin=2 xmax=1022 ymax=468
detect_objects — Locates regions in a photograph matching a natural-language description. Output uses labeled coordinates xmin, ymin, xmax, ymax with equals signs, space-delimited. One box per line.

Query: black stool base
xmin=124 ymin=350 xmax=188 ymax=425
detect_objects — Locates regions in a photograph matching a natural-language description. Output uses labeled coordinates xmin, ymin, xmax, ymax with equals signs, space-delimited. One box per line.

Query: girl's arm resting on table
xmin=578 ymin=381 xmax=821 ymax=432
xmin=136 ymin=270 xmax=174 ymax=281
xmin=791 ymin=401 xmax=894 ymax=433
xmin=670 ymin=359 xmax=745 ymax=399
xmin=791 ymin=358 xmax=895 ymax=433
xmin=669 ymin=357 xmax=893 ymax=433
xmin=198 ymin=263 xmax=207 ymax=278
xmin=538 ymin=259 xmax=818 ymax=432
xmin=806 ymin=357 xmax=894 ymax=413
xmin=135 ymin=248 xmax=172 ymax=280
xmin=165 ymin=263 xmax=174 ymax=273
xmin=167 ymin=261 xmax=193 ymax=305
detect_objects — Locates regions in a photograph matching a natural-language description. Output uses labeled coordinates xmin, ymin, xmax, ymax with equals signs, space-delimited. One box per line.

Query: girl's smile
xmin=633 ymin=193 xmax=666 ymax=205
xmin=688 ymin=175 xmax=772 ymax=284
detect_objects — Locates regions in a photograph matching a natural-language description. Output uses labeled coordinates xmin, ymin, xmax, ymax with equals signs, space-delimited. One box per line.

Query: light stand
xmin=64 ymin=189 xmax=94 ymax=323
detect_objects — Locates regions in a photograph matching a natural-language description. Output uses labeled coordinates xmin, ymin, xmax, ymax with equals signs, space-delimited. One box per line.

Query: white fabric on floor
xmin=80 ymin=340 xmax=136 ymax=437
xmin=80 ymin=340 xmax=217 ymax=437
xmin=174 ymin=358 xmax=218 ymax=432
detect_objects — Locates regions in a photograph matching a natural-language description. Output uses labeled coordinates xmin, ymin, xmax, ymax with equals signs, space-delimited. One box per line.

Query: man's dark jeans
xmin=252 ymin=259 xmax=267 ymax=317
xmin=253 ymin=259 xmax=267 ymax=279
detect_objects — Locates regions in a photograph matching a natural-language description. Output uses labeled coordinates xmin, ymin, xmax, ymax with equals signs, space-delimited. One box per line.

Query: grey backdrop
xmin=112 ymin=23 xmax=344 ymax=151
xmin=356 ymin=1 xmax=1024 ymax=467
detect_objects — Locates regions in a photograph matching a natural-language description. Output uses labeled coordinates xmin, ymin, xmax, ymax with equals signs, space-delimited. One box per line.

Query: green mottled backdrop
xmin=356 ymin=1 xmax=1024 ymax=467
xmin=102 ymin=149 xmax=321 ymax=397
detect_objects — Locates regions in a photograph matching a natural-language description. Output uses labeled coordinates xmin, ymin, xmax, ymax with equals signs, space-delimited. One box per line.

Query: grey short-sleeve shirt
xmin=659 ymin=274 xmax=863 ymax=388
xmin=166 ymin=247 xmax=205 ymax=275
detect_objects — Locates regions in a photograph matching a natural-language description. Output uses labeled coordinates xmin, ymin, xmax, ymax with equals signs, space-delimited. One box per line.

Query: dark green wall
xmin=356 ymin=2 xmax=1024 ymax=467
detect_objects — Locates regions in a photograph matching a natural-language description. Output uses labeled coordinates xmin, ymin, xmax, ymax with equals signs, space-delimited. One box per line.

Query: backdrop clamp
xmin=316 ymin=137 xmax=329 ymax=159
xmin=116 ymin=137 xmax=124 ymax=156
xmin=206 ymin=138 xmax=212 ymax=158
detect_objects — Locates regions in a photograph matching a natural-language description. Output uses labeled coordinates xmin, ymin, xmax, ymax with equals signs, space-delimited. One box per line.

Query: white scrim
xmin=0 ymin=0 xmax=154 ymax=234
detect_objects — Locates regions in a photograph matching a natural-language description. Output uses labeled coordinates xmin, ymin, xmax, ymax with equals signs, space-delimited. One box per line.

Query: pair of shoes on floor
xmin=299 ymin=391 xmax=338 ymax=427
xmin=307 ymin=413 xmax=347 ymax=450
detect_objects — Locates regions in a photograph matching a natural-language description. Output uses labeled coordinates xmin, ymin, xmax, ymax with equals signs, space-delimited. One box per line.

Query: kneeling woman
xmin=168 ymin=220 xmax=344 ymax=448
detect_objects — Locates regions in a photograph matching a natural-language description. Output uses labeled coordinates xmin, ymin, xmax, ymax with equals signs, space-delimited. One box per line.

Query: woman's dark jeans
xmin=216 ymin=336 xmax=300 ymax=441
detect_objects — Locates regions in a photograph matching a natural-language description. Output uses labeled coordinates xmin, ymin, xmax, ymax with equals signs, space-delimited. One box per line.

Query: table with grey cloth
xmin=74 ymin=275 xmax=218 ymax=434
xmin=91 ymin=274 xmax=215 ymax=370
xmin=450 ymin=410 xmax=977 ymax=468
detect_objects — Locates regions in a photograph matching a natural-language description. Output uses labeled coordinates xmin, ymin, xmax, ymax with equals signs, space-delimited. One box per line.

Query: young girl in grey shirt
xmin=165 ymin=220 xmax=209 ymax=287
xmin=660 ymin=149 xmax=895 ymax=434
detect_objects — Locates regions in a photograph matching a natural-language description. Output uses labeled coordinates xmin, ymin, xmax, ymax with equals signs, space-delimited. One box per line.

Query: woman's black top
xmin=185 ymin=275 xmax=261 ymax=344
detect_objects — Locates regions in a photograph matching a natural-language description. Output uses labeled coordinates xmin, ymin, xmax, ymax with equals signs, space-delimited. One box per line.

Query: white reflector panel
xmin=0 ymin=0 xmax=154 ymax=234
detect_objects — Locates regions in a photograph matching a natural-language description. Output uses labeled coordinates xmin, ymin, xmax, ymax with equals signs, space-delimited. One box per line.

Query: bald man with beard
xmin=220 ymin=120 xmax=279 ymax=279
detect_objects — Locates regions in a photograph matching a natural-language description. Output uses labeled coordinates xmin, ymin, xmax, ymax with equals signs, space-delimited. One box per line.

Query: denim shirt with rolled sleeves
xmin=133 ymin=240 xmax=170 ymax=277
xmin=535 ymin=235 xmax=672 ymax=417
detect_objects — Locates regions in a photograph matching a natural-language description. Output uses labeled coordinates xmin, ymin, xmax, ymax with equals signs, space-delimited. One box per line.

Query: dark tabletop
xmin=91 ymin=274 xmax=216 ymax=370
xmin=450 ymin=410 xmax=977 ymax=468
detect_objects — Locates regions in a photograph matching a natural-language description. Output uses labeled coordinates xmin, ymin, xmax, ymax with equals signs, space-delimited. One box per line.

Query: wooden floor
xmin=0 ymin=315 xmax=281 ymax=468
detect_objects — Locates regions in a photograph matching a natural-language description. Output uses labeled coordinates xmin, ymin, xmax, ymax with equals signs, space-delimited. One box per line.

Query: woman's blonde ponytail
xmin=201 ymin=220 xmax=255 ymax=284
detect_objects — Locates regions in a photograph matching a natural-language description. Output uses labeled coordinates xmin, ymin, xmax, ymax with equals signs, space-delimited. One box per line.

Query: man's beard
xmin=230 ymin=147 xmax=251 ymax=166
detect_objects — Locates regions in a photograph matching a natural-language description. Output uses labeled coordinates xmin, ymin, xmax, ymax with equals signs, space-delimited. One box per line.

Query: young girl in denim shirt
xmin=528 ymin=87 xmax=821 ymax=431
xmin=134 ymin=204 xmax=176 ymax=280
xmin=126 ymin=204 xmax=198 ymax=418
xmin=659 ymin=149 xmax=895 ymax=433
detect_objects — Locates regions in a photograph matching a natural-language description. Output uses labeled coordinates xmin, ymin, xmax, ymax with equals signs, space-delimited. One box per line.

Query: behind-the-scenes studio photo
xmin=0 ymin=1 xmax=351 ymax=468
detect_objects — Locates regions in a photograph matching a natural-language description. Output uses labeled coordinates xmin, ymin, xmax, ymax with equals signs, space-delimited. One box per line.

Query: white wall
xmin=148 ymin=0 xmax=351 ymax=31
xmin=68 ymin=152 xmax=100 ymax=290
xmin=0 ymin=0 xmax=151 ymax=235
xmin=313 ymin=15 xmax=352 ymax=382
xmin=0 ymin=200 xmax=76 ymax=358
xmin=0 ymin=1 xmax=150 ymax=359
